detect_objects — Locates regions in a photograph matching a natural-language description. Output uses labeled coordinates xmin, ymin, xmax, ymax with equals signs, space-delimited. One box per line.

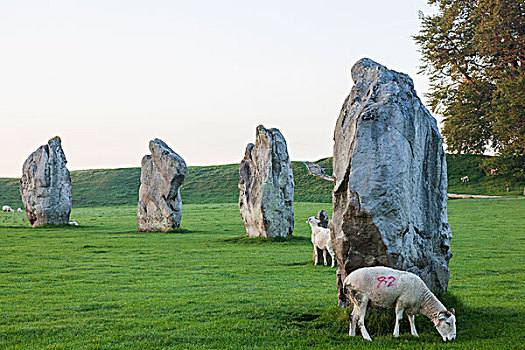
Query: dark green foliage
xmin=414 ymin=0 xmax=524 ymax=189
xmin=0 ymin=199 xmax=524 ymax=349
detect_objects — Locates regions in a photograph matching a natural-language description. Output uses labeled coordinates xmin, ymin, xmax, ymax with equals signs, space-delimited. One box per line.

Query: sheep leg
xmin=407 ymin=313 xmax=418 ymax=337
xmin=393 ymin=304 xmax=404 ymax=337
xmin=313 ymin=246 xmax=319 ymax=265
xmin=323 ymin=249 xmax=328 ymax=266
xmin=349 ymin=305 xmax=359 ymax=336
xmin=357 ymin=296 xmax=372 ymax=341
xmin=329 ymin=247 xmax=336 ymax=268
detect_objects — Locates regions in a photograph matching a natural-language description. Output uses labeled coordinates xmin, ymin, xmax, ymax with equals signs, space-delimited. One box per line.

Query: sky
xmin=0 ymin=0 xmax=438 ymax=177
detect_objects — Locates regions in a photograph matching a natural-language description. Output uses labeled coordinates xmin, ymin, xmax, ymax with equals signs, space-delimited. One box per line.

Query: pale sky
xmin=0 ymin=0 xmax=437 ymax=177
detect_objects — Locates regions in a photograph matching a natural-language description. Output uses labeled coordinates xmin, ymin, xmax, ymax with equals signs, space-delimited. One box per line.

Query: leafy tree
xmin=415 ymin=0 xmax=524 ymax=194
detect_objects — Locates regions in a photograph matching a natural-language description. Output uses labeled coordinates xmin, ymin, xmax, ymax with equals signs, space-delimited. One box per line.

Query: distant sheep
xmin=2 ymin=205 xmax=14 ymax=213
xmin=306 ymin=216 xmax=335 ymax=268
xmin=460 ymin=176 xmax=469 ymax=182
xmin=69 ymin=220 xmax=78 ymax=226
xmin=343 ymin=266 xmax=456 ymax=342
xmin=17 ymin=208 xmax=23 ymax=213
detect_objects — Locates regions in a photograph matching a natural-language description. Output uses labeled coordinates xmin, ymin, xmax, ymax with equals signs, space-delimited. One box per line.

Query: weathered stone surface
xmin=20 ymin=136 xmax=72 ymax=227
xmin=137 ymin=139 xmax=187 ymax=232
xmin=332 ymin=58 xmax=452 ymax=295
xmin=239 ymin=125 xmax=294 ymax=237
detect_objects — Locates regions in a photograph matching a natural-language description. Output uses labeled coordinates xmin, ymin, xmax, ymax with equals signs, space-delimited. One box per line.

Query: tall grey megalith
xmin=332 ymin=58 xmax=452 ymax=295
xmin=20 ymin=136 xmax=72 ymax=227
xmin=239 ymin=125 xmax=294 ymax=238
xmin=137 ymin=138 xmax=187 ymax=232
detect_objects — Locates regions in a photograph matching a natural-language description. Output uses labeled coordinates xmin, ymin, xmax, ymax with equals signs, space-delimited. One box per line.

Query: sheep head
xmin=306 ymin=216 xmax=320 ymax=225
xmin=433 ymin=309 xmax=456 ymax=342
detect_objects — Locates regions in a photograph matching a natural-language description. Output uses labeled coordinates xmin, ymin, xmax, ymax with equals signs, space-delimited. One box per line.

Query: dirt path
xmin=447 ymin=193 xmax=500 ymax=199
xmin=303 ymin=162 xmax=334 ymax=182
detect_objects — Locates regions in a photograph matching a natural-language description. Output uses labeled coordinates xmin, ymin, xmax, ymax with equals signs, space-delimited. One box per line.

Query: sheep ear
xmin=449 ymin=308 xmax=455 ymax=316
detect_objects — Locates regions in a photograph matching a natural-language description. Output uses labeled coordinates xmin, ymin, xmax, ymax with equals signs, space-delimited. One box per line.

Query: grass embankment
xmin=1 ymin=198 xmax=524 ymax=349
xmin=446 ymin=154 xmax=522 ymax=196
xmin=0 ymin=162 xmax=332 ymax=209
xmin=0 ymin=154 xmax=521 ymax=209
xmin=315 ymin=155 xmax=523 ymax=196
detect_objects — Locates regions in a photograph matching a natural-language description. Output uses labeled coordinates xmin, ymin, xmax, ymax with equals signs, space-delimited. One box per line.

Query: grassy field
xmin=0 ymin=161 xmax=333 ymax=209
xmin=0 ymin=154 xmax=521 ymax=210
xmin=1 ymin=198 xmax=523 ymax=349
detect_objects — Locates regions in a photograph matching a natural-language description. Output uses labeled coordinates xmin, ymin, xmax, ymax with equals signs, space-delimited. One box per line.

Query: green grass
xmin=1 ymin=199 xmax=523 ymax=349
xmin=0 ymin=161 xmax=333 ymax=209
xmin=1 ymin=154 xmax=520 ymax=210
xmin=446 ymin=154 xmax=523 ymax=196
xmin=315 ymin=154 xmax=523 ymax=196
xmin=0 ymin=178 xmax=23 ymax=209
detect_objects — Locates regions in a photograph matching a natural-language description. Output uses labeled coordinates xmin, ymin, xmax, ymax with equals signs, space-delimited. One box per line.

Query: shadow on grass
xmin=164 ymin=227 xmax=192 ymax=234
xmin=292 ymin=292 xmax=522 ymax=344
xmin=281 ymin=260 xmax=315 ymax=266
xmin=34 ymin=223 xmax=79 ymax=229
xmin=135 ymin=227 xmax=193 ymax=234
xmin=0 ymin=225 xmax=32 ymax=229
xmin=224 ymin=235 xmax=310 ymax=244
xmin=310 ymin=293 xmax=463 ymax=336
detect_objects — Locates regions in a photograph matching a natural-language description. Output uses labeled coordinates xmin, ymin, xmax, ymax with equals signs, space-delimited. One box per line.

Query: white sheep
xmin=2 ymin=205 xmax=14 ymax=213
xmin=343 ymin=266 xmax=456 ymax=342
xmin=306 ymin=216 xmax=336 ymax=268
xmin=69 ymin=220 xmax=78 ymax=226
xmin=17 ymin=208 xmax=23 ymax=213
xmin=460 ymin=176 xmax=469 ymax=182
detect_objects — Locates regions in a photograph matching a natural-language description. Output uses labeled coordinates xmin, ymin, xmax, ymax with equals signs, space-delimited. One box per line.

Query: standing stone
xmin=137 ymin=139 xmax=187 ymax=232
xmin=332 ymin=58 xmax=452 ymax=295
xmin=20 ymin=136 xmax=72 ymax=227
xmin=239 ymin=125 xmax=294 ymax=238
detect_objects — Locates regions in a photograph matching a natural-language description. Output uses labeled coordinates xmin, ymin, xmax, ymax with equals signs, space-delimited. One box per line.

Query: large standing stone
xmin=137 ymin=139 xmax=187 ymax=232
xmin=239 ymin=125 xmax=294 ymax=237
xmin=332 ymin=58 xmax=452 ymax=295
xmin=20 ymin=136 xmax=72 ymax=227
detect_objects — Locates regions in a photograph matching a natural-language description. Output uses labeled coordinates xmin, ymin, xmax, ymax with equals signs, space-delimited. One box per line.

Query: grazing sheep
xmin=460 ymin=176 xmax=469 ymax=182
xmin=17 ymin=208 xmax=23 ymax=213
xmin=2 ymin=205 xmax=14 ymax=213
xmin=306 ymin=216 xmax=336 ymax=268
xmin=69 ymin=220 xmax=78 ymax=226
xmin=343 ymin=266 xmax=456 ymax=342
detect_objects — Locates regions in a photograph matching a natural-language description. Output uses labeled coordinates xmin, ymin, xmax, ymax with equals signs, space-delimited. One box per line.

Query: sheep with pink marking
xmin=343 ymin=266 xmax=456 ymax=342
